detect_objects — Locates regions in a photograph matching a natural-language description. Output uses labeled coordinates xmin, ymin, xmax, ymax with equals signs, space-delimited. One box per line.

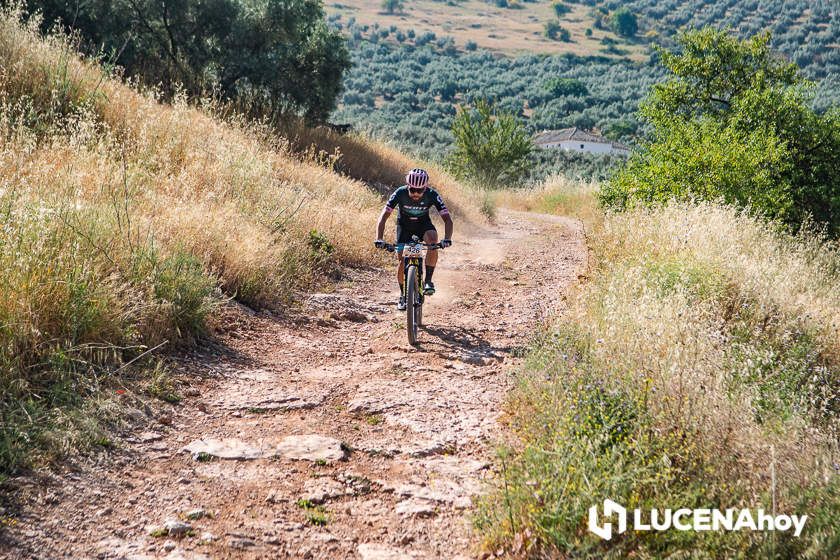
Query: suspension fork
xmin=403 ymin=256 xmax=424 ymax=297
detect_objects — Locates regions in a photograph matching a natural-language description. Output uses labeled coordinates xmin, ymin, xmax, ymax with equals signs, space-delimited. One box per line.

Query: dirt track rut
xmin=3 ymin=210 xmax=586 ymax=560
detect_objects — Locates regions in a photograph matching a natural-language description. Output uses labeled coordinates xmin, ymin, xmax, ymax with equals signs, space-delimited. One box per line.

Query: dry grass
xmin=477 ymin=193 xmax=840 ymax=557
xmin=494 ymin=175 xmax=601 ymax=223
xmin=281 ymin=120 xmax=487 ymax=228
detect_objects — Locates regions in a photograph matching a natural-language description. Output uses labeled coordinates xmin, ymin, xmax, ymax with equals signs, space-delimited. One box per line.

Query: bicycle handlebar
xmin=379 ymin=242 xmax=443 ymax=253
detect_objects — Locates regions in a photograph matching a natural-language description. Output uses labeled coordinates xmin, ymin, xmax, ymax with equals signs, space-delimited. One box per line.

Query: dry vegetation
xmin=494 ymin=175 xmax=601 ymax=223
xmin=284 ymin=121 xmax=484 ymax=225
xmin=0 ymin=9 xmax=481 ymax=473
xmin=327 ymin=0 xmax=648 ymax=60
xmin=482 ymin=183 xmax=839 ymax=557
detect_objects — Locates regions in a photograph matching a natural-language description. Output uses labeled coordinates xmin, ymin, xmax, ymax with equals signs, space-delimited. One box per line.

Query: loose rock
xmin=357 ymin=543 xmax=413 ymax=560
xmin=164 ymin=519 xmax=192 ymax=537
xmin=395 ymin=498 xmax=437 ymax=517
xmin=182 ymin=438 xmax=266 ymax=460
xmin=302 ymin=478 xmax=346 ymax=504
xmin=275 ymin=435 xmax=346 ymax=462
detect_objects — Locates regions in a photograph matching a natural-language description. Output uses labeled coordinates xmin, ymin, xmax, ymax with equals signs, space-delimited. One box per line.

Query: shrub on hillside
xmin=381 ymin=0 xmax=404 ymax=14
xmin=545 ymin=77 xmax=589 ymax=97
xmin=604 ymin=29 xmax=840 ymax=235
xmin=544 ymin=21 xmax=571 ymax=41
xmin=552 ymin=1 xmax=571 ymax=17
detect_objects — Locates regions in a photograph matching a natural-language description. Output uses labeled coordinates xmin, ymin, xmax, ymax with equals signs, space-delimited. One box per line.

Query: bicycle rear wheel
xmin=406 ymin=265 xmax=419 ymax=345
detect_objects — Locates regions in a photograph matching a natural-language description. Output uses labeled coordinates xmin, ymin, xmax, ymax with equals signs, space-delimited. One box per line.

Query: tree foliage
xmin=605 ymin=28 xmax=840 ymax=234
xmin=544 ymin=21 xmax=570 ymax=42
xmin=27 ymin=0 xmax=350 ymax=122
xmin=448 ymin=99 xmax=533 ymax=187
xmin=610 ymin=8 xmax=638 ymax=37
xmin=381 ymin=0 xmax=404 ymax=15
xmin=545 ymin=77 xmax=589 ymax=97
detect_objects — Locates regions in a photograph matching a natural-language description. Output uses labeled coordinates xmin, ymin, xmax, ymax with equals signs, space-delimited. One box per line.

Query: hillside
xmin=619 ymin=0 xmax=839 ymax=78
xmin=326 ymin=0 xmax=648 ymax=60
xmin=0 ymin=9 xmax=482 ymax=475
xmin=328 ymin=0 xmax=838 ymax=78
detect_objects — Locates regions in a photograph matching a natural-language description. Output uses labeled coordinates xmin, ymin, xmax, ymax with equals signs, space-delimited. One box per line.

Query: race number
xmin=403 ymin=243 xmax=423 ymax=257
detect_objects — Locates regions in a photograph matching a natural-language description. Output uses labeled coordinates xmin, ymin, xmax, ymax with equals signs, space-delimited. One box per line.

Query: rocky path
xmin=2 ymin=210 xmax=586 ymax=560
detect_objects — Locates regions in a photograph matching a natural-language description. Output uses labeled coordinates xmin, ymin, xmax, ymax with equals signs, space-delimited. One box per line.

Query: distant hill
xmin=617 ymin=0 xmax=838 ymax=79
xmin=327 ymin=0 xmax=838 ymax=78
xmin=326 ymin=0 xmax=649 ymax=61
xmin=329 ymin=0 xmax=839 ymax=179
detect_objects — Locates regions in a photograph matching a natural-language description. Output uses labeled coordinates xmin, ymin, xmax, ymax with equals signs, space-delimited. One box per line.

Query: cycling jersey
xmin=384 ymin=186 xmax=450 ymax=225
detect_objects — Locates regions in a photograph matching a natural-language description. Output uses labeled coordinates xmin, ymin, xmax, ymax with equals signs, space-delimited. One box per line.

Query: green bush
xmin=545 ymin=77 xmax=589 ymax=97
xmin=552 ymin=1 xmax=571 ymax=17
xmin=28 ymin=0 xmax=351 ymax=123
xmin=381 ymin=0 xmax=404 ymax=14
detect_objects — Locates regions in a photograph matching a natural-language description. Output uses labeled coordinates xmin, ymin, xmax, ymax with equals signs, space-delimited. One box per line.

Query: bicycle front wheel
xmin=406 ymin=264 xmax=419 ymax=345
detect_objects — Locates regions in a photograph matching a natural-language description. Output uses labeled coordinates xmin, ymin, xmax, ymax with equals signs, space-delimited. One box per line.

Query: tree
xmin=448 ymin=99 xmax=533 ymax=187
xmin=604 ymin=29 xmax=840 ymax=234
xmin=544 ymin=21 xmax=569 ymax=41
xmin=27 ymin=0 xmax=351 ymax=123
xmin=381 ymin=0 xmax=404 ymax=15
xmin=610 ymin=8 xmax=637 ymax=37
xmin=552 ymin=1 xmax=570 ymax=17
xmin=545 ymin=77 xmax=588 ymax=97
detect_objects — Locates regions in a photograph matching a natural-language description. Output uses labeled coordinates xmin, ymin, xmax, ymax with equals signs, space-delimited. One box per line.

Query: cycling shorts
xmin=396 ymin=218 xmax=436 ymax=244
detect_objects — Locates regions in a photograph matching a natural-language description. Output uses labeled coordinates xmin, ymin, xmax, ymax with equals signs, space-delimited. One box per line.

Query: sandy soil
xmin=1 ymin=209 xmax=586 ymax=560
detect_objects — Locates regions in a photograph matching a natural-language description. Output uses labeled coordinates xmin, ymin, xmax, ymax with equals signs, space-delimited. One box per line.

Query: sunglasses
xmin=408 ymin=186 xmax=426 ymax=194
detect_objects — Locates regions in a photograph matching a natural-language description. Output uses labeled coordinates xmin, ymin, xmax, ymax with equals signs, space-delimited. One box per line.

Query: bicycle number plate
xmin=403 ymin=244 xmax=423 ymax=257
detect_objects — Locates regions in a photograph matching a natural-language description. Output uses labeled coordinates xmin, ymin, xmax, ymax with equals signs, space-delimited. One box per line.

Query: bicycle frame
xmin=378 ymin=236 xmax=443 ymax=344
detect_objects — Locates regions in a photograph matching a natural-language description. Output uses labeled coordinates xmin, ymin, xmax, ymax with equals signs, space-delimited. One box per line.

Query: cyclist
xmin=374 ymin=168 xmax=453 ymax=310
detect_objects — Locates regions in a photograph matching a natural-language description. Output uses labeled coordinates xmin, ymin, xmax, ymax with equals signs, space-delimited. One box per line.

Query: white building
xmin=533 ymin=127 xmax=631 ymax=156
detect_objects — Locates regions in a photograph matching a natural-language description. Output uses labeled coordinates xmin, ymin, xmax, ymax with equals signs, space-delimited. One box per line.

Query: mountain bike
xmin=378 ymin=236 xmax=443 ymax=345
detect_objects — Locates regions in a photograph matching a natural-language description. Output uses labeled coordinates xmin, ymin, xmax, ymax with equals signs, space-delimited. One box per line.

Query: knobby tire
xmin=406 ymin=264 xmax=419 ymax=345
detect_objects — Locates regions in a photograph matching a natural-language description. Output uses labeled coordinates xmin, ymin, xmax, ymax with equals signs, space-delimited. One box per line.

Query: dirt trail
xmin=3 ymin=210 xmax=586 ymax=560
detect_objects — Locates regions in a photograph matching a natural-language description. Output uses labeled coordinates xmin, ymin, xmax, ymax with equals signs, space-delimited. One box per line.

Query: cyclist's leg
xmin=423 ymin=228 xmax=439 ymax=267
xmin=396 ymin=222 xmax=410 ymax=295
xmin=397 ymin=253 xmax=405 ymax=286
xmin=422 ymin=227 xmax=438 ymax=293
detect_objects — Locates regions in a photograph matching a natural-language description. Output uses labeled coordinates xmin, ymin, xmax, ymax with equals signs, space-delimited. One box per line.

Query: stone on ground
xmin=357 ymin=543 xmax=414 ymax=560
xmin=275 ymin=435 xmax=346 ymax=462
xmin=182 ymin=438 xmax=267 ymax=460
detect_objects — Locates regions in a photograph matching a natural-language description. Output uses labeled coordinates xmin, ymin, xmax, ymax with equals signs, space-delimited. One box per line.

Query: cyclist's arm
xmin=431 ymin=189 xmax=453 ymax=240
xmin=377 ymin=188 xmax=401 ymax=239
xmin=376 ymin=207 xmax=391 ymax=240
xmin=442 ymin=213 xmax=453 ymax=241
